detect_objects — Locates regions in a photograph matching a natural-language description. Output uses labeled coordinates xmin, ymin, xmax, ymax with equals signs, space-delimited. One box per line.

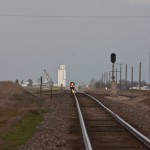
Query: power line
xmin=0 ymin=14 xmax=150 ymax=18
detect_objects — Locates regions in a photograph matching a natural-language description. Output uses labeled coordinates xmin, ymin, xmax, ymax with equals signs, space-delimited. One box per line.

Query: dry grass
xmin=0 ymin=81 xmax=43 ymax=149
xmin=0 ymin=81 xmax=24 ymax=98
xmin=86 ymin=88 xmax=150 ymax=96
xmin=86 ymin=88 xmax=111 ymax=95
xmin=87 ymin=87 xmax=150 ymax=107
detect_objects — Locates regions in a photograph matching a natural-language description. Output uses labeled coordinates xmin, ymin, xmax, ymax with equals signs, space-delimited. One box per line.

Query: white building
xmin=58 ymin=65 xmax=66 ymax=87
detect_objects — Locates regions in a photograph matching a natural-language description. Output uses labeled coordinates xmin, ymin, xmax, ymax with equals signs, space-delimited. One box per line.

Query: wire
xmin=0 ymin=14 xmax=150 ymax=18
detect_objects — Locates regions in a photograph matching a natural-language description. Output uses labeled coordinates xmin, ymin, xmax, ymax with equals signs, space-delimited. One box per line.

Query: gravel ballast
xmin=88 ymin=93 xmax=150 ymax=139
xmin=19 ymin=93 xmax=81 ymax=150
xmin=19 ymin=91 xmax=150 ymax=149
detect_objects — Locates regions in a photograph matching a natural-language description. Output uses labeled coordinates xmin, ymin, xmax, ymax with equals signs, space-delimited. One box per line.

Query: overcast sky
xmin=0 ymin=0 xmax=150 ymax=85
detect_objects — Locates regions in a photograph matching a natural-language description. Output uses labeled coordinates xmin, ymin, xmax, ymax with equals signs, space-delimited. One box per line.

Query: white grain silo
xmin=58 ymin=65 xmax=66 ymax=87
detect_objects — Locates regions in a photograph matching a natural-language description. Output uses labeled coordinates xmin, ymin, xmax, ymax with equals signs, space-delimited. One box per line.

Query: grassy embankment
xmin=0 ymin=81 xmax=44 ymax=150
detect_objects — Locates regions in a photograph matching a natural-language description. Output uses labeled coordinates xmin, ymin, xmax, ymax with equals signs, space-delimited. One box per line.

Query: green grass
xmin=0 ymin=109 xmax=19 ymax=128
xmin=2 ymin=110 xmax=43 ymax=150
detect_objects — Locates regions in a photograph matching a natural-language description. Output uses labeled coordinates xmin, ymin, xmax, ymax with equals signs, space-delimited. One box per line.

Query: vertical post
xmin=125 ymin=64 xmax=127 ymax=89
xmin=40 ymin=76 xmax=42 ymax=97
xmin=116 ymin=68 xmax=117 ymax=85
xmin=109 ymin=71 xmax=111 ymax=88
xmin=111 ymin=63 xmax=117 ymax=96
xmin=131 ymin=66 xmax=133 ymax=96
xmin=51 ymin=89 xmax=52 ymax=99
xmin=50 ymin=81 xmax=53 ymax=100
xmin=110 ymin=53 xmax=117 ymax=96
xmin=149 ymin=52 xmax=150 ymax=87
xmin=106 ymin=72 xmax=108 ymax=88
xmin=104 ymin=72 xmax=106 ymax=88
xmin=112 ymin=63 xmax=115 ymax=81
xmin=139 ymin=62 xmax=141 ymax=90
xmin=120 ymin=64 xmax=122 ymax=90
xmin=61 ymin=84 xmax=63 ymax=90
xmin=102 ymin=74 xmax=104 ymax=86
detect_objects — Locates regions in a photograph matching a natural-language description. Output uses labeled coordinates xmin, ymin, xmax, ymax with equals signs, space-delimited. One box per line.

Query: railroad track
xmin=73 ymin=91 xmax=150 ymax=150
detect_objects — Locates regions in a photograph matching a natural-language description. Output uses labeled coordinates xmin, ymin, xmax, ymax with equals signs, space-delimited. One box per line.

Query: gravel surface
xmin=19 ymin=91 xmax=150 ymax=149
xmin=19 ymin=93 xmax=80 ymax=150
xmin=88 ymin=93 xmax=150 ymax=139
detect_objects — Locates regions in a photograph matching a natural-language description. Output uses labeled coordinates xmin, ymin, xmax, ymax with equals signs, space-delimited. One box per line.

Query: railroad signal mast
xmin=110 ymin=53 xmax=117 ymax=96
xmin=111 ymin=53 xmax=116 ymax=80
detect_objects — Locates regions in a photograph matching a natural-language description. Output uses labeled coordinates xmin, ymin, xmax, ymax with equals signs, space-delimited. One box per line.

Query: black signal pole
xmin=40 ymin=76 xmax=42 ymax=97
xmin=110 ymin=53 xmax=117 ymax=96
xmin=111 ymin=53 xmax=116 ymax=81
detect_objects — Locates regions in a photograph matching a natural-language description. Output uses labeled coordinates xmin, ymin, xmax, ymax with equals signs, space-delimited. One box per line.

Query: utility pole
xmin=125 ymin=64 xmax=127 ymax=89
xmin=139 ymin=62 xmax=141 ymax=90
xmin=120 ymin=64 xmax=122 ymax=90
xmin=115 ymin=63 xmax=123 ymax=90
xmin=109 ymin=71 xmax=111 ymax=88
xmin=104 ymin=72 xmax=106 ymax=87
xmin=131 ymin=66 xmax=133 ymax=96
xmin=102 ymin=74 xmax=104 ymax=86
xmin=109 ymin=71 xmax=111 ymax=82
xmin=149 ymin=52 xmax=150 ymax=87
xmin=106 ymin=72 xmax=108 ymax=87
xmin=116 ymin=68 xmax=117 ymax=85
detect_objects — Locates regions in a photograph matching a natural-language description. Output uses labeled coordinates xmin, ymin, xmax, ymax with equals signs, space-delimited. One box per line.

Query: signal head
xmin=111 ymin=53 xmax=116 ymax=63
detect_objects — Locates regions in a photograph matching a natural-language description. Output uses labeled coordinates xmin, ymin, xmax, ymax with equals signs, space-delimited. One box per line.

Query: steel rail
xmin=72 ymin=91 xmax=93 ymax=150
xmin=83 ymin=93 xmax=150 ymax=148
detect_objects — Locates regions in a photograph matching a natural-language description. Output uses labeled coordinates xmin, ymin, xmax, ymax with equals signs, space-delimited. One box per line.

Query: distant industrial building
xmin=43 ymin=69 xmax=53 ymax=86
xmin=58 ymin=65 xmax=66 ymax=87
